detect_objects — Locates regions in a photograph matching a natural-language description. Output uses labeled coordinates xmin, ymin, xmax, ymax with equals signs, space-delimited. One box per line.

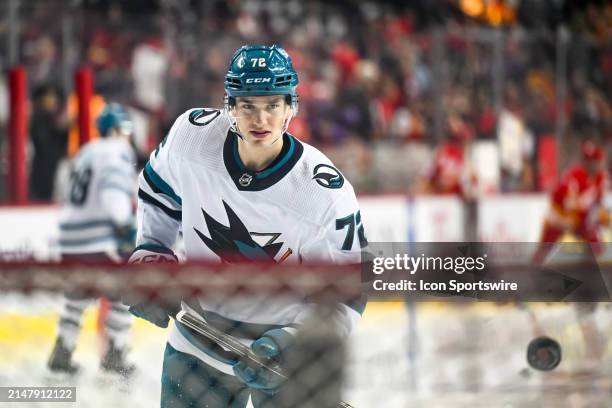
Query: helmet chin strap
xmin=225 ymin=106 xmax=243 ymax=139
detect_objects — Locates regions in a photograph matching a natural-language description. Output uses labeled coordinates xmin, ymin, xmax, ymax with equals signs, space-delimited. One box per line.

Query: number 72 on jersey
xmin=336 ymin=211 xmax=367 ymax=251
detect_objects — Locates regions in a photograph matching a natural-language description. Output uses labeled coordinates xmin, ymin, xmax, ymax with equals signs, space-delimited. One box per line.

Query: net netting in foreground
xmin=1 ymin=262 xmax=612 ymax=407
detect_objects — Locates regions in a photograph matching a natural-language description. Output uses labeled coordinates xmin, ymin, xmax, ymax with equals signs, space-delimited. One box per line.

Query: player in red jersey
xmin=426 ymin=141 xmax=465 ymax=195
xmin=533 ymin=140 xmax=609 ymax=263
xmin=418 ymin=125 xmax=478 ymax=198
xmin=529 ymin=140 xmax=609 ymax=365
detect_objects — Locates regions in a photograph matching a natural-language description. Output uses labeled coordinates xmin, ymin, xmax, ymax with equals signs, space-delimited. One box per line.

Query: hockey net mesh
xmin=1 ymin=262 xmax=612 ymax=407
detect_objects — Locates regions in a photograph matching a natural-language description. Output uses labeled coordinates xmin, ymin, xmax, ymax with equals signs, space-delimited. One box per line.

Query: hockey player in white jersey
xmin=48 ymin=103 xmax=137 ymax=376
xmin=128 ymin=45 xmax=367 ymax=407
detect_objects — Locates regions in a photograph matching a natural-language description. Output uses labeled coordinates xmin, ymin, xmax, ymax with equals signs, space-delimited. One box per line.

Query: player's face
xmin=232 ymin=95 xmax=292 ymax=145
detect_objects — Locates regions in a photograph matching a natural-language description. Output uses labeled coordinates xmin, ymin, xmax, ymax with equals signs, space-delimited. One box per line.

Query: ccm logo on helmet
xmin=245 ymin=78 xmax=271 ymax=84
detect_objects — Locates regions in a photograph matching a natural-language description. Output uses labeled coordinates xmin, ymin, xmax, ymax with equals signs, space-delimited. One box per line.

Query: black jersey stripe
xmin=138 ymin=188 xmax=182 ymax=221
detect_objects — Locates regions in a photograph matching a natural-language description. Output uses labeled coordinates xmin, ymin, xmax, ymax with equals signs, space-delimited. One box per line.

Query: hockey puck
xmin=527 ymin=336 xmax=561 ymax=371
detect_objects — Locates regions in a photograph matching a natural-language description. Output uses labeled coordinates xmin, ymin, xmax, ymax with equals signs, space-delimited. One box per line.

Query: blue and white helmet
xmin=97 ymin=103 xmax=133 ymax=138
xmin=224 ymin=44 xmax=299 ymax=113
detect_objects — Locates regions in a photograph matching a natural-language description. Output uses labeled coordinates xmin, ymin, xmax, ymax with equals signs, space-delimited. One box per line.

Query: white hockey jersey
xmin=59 ymin=137 xmax=137 ymax=258
xmin=136 ymin=108 xmax=367 ymax=374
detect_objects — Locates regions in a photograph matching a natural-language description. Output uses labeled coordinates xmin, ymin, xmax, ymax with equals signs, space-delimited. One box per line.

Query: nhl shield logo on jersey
xmin=188 ymin=109 xmax=221 ymax=126
xmin=313 ymin=164 xmax=344 ymax=189
xmin=193 ymin=200 xmax=288 ymax=263
xmin=239 ymin=173 xmax=253 ymax=187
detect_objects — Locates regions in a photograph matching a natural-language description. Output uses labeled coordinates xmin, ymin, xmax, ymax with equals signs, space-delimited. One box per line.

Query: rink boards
xmin=0 ymin=195 xmax=553 ymax=262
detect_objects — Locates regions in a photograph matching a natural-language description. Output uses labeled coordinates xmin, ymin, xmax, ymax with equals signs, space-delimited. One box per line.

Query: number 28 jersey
xmin=58 ymin=138 xmax=137 ymax=256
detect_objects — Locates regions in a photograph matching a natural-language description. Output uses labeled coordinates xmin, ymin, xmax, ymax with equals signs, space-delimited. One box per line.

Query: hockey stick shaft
xmin=175 ymin=310 xmax=355 ymax=408
xmin=176 ymin=310 xmax=287 ymax=378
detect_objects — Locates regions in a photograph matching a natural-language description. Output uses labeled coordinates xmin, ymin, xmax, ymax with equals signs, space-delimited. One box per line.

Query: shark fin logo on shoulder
xmin=313 ymin=164 xmax=344 ymax=189
xmin=188 ymin=109 xmax=221 ymax=126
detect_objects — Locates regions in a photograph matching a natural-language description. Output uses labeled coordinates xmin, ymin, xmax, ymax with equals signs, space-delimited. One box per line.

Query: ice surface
xmin=2 ymin=294 xmax=611 ymax=407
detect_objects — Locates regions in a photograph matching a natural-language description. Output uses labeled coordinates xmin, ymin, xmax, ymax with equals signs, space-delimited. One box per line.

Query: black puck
xmin=527 ymin=336 xmax=562 ymax=371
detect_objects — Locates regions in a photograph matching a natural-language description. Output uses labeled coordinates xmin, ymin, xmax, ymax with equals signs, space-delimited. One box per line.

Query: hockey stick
xmin=175 ymin=310 xmax=354 ymax=408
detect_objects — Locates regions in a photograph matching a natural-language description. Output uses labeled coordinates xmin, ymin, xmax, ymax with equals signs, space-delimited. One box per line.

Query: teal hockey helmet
xmin=97 ymin=102 xmax=133 ymax=137
xmin=224 ymin=45 xmax=299 ymax=111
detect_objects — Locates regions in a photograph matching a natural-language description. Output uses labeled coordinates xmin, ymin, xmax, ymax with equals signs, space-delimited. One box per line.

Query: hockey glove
xmin=125 ymin=245 xmax=179 ymax=328
xmin=114 ymin=224 xmax=136 ymax=260
xmin=232 ymin=328 xmax=294 ymax=394
xmin=128 ymin=245 xmax=178 ymax=265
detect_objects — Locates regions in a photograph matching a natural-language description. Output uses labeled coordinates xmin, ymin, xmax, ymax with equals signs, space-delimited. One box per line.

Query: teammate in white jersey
xmin=128 ymin=45 xmax=367 ymax=407
xmin=48 ymin=103 xmax=137 ymax=376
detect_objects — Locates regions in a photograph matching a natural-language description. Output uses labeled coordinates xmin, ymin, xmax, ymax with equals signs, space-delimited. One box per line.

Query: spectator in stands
xmin=416 ymin=112 xmax=477 ymax=197
xmin=3 ymin=0 xmax=611 ymax=202
xmin=29 ymin=84 xmax=68 ymax=201
xmin=25 ymin=35 xmax=63 ymax=88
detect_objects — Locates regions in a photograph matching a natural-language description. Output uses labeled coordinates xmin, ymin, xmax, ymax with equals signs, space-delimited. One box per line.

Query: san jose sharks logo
xmin=194 ymin=201 xmax=291 ymax=263
xmin=313 ymin=164 xmax=344 ymax=189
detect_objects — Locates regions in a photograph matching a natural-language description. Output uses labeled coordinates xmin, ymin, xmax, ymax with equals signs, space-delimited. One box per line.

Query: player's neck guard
xmin=223 ymin=130 xmax=303 ymax=191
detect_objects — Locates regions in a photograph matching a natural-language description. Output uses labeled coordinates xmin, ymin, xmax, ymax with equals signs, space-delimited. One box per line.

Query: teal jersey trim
xmin=256 ymin=136 xmax=295 ymax=179
xmin=224 ymin=131 xmax=303 ymax=191
xmin=232 ymin=133 xmax=295 ymax=179
xmin=59 ymin=220 xmax=114 ymax=231
xmin=232 ymin=139 xmax=245 ymax=172
xmin=138 ymin=189 xmax=182 ymax=221
xmin=59 ymin=235 xmax=117 ymax=246
xmin=233 ymin=239 xmax=271 ymax=261
xmin=144 ymin=162 xmax=182 ymax=206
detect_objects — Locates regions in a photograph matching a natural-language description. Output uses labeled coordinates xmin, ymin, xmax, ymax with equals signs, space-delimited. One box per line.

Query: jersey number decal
xmin=68 ymin=167 xmax=92 ymax=206
xmin=336 ymin=211 xmax=367 ymax=250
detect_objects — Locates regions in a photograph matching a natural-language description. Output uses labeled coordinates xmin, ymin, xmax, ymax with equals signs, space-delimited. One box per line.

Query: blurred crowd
xmin=0 ymin=0 xmax=611 ymax=201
